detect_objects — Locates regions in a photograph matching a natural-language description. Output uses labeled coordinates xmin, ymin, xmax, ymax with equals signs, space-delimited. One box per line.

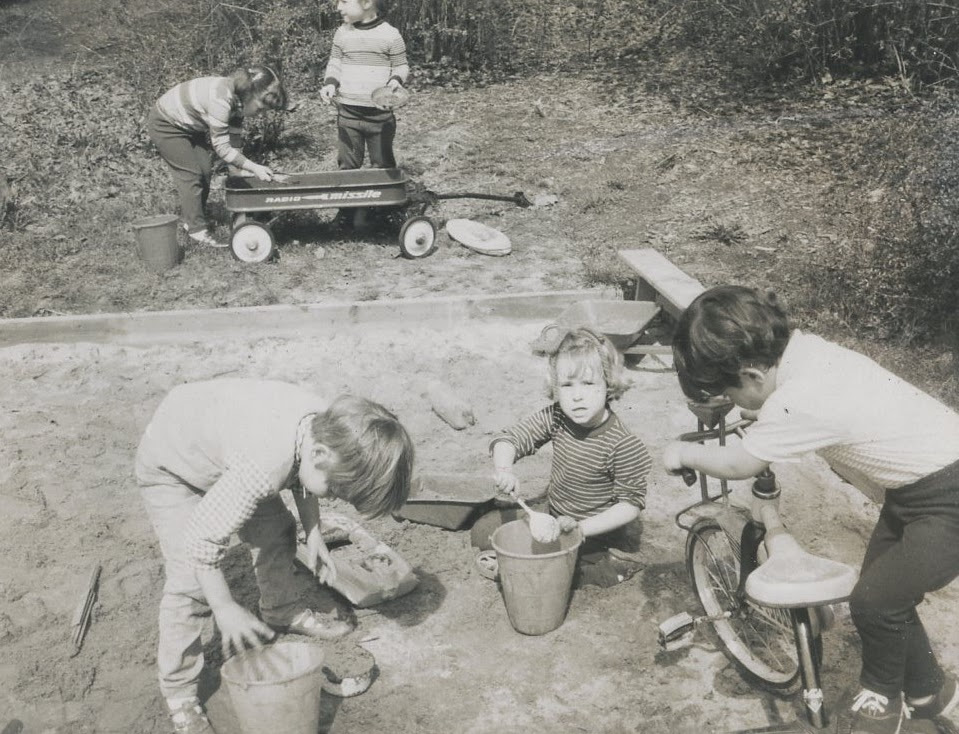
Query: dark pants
xmin=336 ymin=110 xmax=396 ymax=170
xmin=147 ymin=107 xmax=214 ymax=233
xmin=147 ymin=107 xmax=242 ymax=233
xmin=849 ymin=459 xmax=959 ymax=698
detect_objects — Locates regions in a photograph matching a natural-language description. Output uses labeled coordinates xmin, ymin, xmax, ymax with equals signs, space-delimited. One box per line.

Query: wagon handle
xmin=427 ymin=190 xmax=532 ymax=208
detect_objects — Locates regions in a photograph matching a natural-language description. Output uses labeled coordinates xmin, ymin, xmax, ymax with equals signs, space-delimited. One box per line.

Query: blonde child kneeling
xmin=478 ymin=327 xmax=653 ymax=588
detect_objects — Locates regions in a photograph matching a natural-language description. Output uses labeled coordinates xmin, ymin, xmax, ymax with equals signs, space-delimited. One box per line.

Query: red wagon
xmin=224 ymin=167 xmax=530 ymax=264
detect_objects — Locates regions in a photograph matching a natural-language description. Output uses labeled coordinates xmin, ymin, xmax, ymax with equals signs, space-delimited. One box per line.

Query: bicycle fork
xmin=741 ymin=521 xmax=830 ymax=730
xmin=791 ymin=607 xmax=827 ymax=729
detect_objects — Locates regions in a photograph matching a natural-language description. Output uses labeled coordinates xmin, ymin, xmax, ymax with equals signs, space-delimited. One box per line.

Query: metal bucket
xmin=220 ymin=640 xmax=326 ymax=734
xmin=491 ymin=520 xmax=583 ymax=635
xmin=133 ymin=214 xmax=181 ymax=272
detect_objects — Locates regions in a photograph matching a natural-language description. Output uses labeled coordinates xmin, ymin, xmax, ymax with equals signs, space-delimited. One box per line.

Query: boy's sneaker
xmin=907 ymin=676 xmax=959 ymax=720
xmin=269 ymin=608 xmax=354 ymax=641
xmin=169 ymin=700 xmax=214 ymax=734
xmin=850 ymin=688 xmax=905 ymax=734
xmin=187 ymin=229 xmax=227 ymax=248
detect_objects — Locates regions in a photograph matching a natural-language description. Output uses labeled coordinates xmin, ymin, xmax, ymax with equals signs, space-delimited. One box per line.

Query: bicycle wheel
xmin=685 ymin=519 xmax=821 ymax=693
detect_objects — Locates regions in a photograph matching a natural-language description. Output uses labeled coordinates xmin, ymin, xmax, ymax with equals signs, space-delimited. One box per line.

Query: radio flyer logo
xmin=264 ymin=190 xmax=384 ymax=204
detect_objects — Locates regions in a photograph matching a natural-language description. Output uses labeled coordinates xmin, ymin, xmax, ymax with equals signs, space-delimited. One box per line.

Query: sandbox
xmin=2 ymin=291 xmax=957 ymax=734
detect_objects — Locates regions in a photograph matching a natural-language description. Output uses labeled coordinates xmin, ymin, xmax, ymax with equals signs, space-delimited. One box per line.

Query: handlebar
xmin=678 ymin=418 xmax=753 ymax=444
xmin=673 ymin=415 xmax=756 ymax=488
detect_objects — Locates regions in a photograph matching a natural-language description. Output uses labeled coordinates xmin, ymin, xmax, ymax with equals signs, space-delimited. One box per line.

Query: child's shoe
xmin=849 ymin=688 xmax=905 ymax=734
xmin=169 ymin=699 xmax=214 ymax=734
xmin=187 ymin=229 xmax=228 ymax=248
xmin=906 ymin=676 xmax=959 ymax=720
xmin=270 ymin=608 xmax=354 ymax=640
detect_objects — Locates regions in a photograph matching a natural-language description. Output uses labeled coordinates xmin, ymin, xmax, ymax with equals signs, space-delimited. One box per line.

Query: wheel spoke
xmin=688 ymin=522 xmax=804 ymax=689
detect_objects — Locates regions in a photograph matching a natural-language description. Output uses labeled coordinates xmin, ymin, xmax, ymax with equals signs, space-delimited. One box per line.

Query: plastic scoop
xmin=516 ymin=497 xmax=560 ymax=544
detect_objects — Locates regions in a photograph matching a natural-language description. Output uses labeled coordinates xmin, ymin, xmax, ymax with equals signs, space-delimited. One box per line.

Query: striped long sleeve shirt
xmin=492 ymin=404 xmax=651 ymax=519
xmin=154 ymin=76 xmax=249 ymax=168
xmin=135 ymin=379 xmax=329 ymax=570
xmin=324 ymin=18 xmax=410 ymax=108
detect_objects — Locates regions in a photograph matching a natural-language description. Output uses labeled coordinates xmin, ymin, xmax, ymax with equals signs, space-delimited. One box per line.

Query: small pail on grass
xmin=220 ymin=640 xmax=325 ymax=734
xmin=132 ymin=214 xmax=181 ymax=272
xmin=491 ymin=519 xmax=583 ymax=635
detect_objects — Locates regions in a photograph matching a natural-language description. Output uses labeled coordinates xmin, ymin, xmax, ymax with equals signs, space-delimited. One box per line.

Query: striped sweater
xmin=324 ymin=18 xmax=410 ymax=108
xmin=492 ymin=404 xmax=651 ymax=519
xmin=155 ymin=76 xmax=249 ymax=168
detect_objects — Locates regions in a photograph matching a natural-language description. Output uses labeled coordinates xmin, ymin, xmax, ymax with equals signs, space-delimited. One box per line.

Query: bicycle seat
xmin=745 ymin=529 xmax=859 ymax=608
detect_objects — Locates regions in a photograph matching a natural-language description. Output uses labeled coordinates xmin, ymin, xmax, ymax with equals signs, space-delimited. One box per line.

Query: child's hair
xmin=546 ymin=327 xmax=631 ymax=401
xmin=672 ymin=285 xmax=791 ymax=400
xmin=370 ymin=0 xmax=387 ymax=15
xmin=310 ymin=395 xmax=414 ymax=517
xmin=232 ymin=65 xmax=289 ymax=111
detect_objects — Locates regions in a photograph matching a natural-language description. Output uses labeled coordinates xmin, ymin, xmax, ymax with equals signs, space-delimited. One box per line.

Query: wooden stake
xmin=70 ymin=563 xmax=101 ymax=656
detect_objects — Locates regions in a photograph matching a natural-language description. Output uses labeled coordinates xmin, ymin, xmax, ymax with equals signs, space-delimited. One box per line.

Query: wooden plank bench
xmin=615 ymin=249 xmax=706 ymax=357
xmin=618 ymin=248 xmax=705 ymax=321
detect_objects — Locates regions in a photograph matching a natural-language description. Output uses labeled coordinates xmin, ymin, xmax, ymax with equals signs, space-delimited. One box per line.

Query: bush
xmin=656 ymin=0 xmax=959 ymax=87
xmin=99 ymin=0 xmax=659 ymax=95
xmin=803 ymin=111 xmax=959 ymax=344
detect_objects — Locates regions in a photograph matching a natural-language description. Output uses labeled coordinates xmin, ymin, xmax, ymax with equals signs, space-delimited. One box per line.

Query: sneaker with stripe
xmin=187 ymin=229 xmax=228 ymax=248
xmin=907 ymin=676 xmax=959 ymax=720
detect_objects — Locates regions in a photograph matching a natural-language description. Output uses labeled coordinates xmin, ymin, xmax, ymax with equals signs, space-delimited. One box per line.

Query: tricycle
xmin=224 ymin=167 xmax=531 ymax=263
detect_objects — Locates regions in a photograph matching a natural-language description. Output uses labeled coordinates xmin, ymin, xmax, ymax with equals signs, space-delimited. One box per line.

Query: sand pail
xmin=132 ymin=214 xmax=181 ymax=272
xmin=491 ymin=519 xmax=584 ymax=635
xmin=220 ymin=640 xmax=325 ymax=734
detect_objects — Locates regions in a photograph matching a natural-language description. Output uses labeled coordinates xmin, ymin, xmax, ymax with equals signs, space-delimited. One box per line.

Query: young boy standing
xmin=136 ymin=378 xmax=413 ymax=734
xmin=663 ymin=285 xmax=959 ymax=734
xmin=319 ymin=0 xmax=410 ymax=171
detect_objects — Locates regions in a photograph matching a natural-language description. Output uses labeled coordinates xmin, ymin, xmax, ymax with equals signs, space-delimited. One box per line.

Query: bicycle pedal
xmin=658 ymin=611 xmax=696 ymax=651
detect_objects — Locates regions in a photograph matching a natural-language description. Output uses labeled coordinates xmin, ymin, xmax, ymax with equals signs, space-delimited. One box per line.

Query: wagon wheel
xmin=231 ymin=221 xmax=275 ymax=264
xmin=398 ymin=216 xmax=437 ymax=259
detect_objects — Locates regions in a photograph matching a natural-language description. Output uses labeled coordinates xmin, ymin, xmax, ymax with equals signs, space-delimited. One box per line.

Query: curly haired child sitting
xmin=475 ymin=327 xmax=652 ymax=588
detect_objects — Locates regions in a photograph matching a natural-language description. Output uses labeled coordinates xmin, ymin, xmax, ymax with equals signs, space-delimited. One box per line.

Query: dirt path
xmin=3 ymin=312 xmax=958 ymax=733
